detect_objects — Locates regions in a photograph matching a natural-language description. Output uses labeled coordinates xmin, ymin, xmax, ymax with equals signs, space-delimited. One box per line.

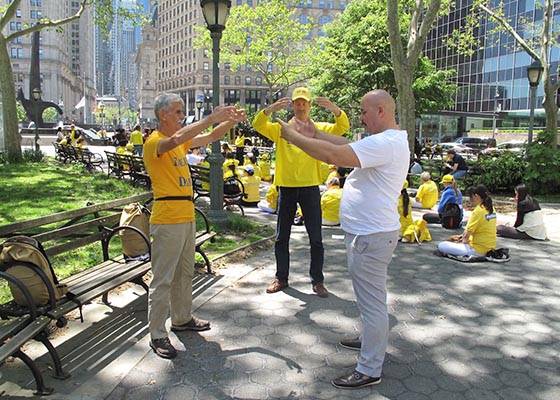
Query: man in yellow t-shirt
xmin=129 ymin=125 xmax=144 ymax=156
xmin=411 ymin=172 xmax=438 ymax=209
xmin=143 ymin=92 xmax=245 ymax=359
xmin=252 ymin=87 xmax=349 ymax=298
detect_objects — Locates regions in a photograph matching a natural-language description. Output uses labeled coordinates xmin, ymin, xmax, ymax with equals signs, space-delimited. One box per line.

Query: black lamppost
xmin=491 ymin=88 xmax=501 ymax=140
xmin=32 ymin=87 xmax=42 ymax=151
xmin=527 ymin=60 xmax=544 ymax=144
xmin=196 ymin=98 xmax=203 ymax=121
xmin=200 ymin=0 xmax=231 ymax=224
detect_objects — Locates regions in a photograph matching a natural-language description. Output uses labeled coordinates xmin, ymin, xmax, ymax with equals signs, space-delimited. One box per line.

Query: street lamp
xmin=196 ymin=98 xmax=203 ymax=121
xmin=527 ymin=60 xmax=544 ymax=144
xmin=200 ymin=0 xmax=231 ymax=224
xmin=491 ymin=88 xmax=501 ymax=140
xmin=32 ymin=87 xmax=42 ymax=151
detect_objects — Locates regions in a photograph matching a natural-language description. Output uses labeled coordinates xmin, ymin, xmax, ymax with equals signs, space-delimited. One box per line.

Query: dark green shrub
xmin=22 ymin=149 xmax=45 ymax=162
xmin=464 ymin=153 xmax=525 ymax=193
xmin=525 ymin=130 xmax=560 ymax=195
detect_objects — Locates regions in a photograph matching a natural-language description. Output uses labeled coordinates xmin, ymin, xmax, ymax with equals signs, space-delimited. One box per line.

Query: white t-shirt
xmin=340 ymin=129 xmax=410 ymax=235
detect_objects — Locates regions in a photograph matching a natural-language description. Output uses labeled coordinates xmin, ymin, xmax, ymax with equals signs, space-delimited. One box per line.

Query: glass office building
xmin=422 ymin=0 xmax=554 ymax=140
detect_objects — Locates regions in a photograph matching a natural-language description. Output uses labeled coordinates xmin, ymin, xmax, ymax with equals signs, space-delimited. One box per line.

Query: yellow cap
xmin=440 ymin=174 xmax=454 ymax=184
xmin=292 ymin=87 xmax=311 ymax=102
xmin=261 ymin=153 xmax=269 ymax=160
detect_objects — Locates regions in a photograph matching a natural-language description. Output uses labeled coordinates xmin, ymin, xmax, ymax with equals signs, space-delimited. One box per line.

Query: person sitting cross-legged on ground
xmin=423 ymin=174 xmax=463 ymax=224
xmin=321 ymin=177 xmax=343 ymax=226
xmin=438 ymin=184 xmax=496 ymax=257
xmin=497 ymin=183 xmax=548 ymax=240
xmin=411 ymin=171 xmax=438 ymax=209
xmin=398 ymin=180 xmax=414 ymax=239
xmin=240 ymin=164 xmax=261 ymax=206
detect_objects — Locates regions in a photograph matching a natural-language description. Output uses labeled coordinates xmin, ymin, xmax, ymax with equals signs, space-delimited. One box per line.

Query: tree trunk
xmin=542 ymin=79 xmax=558 ymax=150
xmin=0 ymin=33 xmax=23 ymax=162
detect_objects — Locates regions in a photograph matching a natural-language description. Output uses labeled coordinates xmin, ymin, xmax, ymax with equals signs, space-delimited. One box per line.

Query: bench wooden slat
xmin=0 ymin=193 xmax=153 ymax=237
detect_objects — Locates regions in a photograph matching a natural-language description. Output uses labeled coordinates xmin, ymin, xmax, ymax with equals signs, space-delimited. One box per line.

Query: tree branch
xmin=5 ymin=0 xmax=86 ymax=41
xmin=479 ymin=3 xmax=540 ymax=61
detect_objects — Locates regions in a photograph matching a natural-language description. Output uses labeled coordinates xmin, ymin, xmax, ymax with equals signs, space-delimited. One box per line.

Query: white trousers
xmin=148 ymin=222 xmax=196 ymax=340
xmin=344 ymin=230 xmax=398 ymax=377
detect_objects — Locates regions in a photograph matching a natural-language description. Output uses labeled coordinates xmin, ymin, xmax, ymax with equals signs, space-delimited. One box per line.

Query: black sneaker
xmin=150 ymin=337 xmax=177 ymax=359
xmin=339 ymin=338 xmax=361 ymax=350
xmin=332 ymin=370 xmax=381 ymax=389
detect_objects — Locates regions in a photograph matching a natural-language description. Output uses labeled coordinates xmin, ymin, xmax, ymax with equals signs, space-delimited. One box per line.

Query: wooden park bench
xmin=52 ymin=142 xmax=104 ymax=172
xmin=0 ymin=192 xmax=216 ymax=395
xmin=189 ymin=164 xmax=247 ymax=216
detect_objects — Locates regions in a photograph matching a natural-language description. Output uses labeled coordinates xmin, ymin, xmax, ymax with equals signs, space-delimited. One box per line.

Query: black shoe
xmin=332 ymin=370 xmax=381 ymax=389
xmin=339 ymin=338 xmax=361 ymax=350
xmin=150 ymin=337 xmax=177 ymax=359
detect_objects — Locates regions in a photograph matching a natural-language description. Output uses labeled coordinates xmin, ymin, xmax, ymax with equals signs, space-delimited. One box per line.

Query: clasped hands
xmin=209 ymin=105 xmax=247 ymax=124
xmin=276 ymin=118 xmax=318 ymax=143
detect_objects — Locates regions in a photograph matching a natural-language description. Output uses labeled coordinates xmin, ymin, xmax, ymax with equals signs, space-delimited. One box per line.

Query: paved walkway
xmin=2 ymin=200 xmax=560 ymax=399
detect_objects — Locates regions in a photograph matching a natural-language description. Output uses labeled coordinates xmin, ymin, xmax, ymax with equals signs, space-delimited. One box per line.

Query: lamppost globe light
xmin=200 ymin=0 xmax=231 ymax=29
xmin=527 ymin=60 xmax=544 ymax=144
xmin=200 ymin=0 xmax=231 ymax=225
xmin=527 ymin=60 xmax=544 ymax=87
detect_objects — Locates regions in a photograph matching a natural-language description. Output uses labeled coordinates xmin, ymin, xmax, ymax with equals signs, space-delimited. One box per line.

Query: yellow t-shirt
xmin=398 ymin=195 xmax=414 ymax=236
xmin=252 ymin=110 xmax=349 ymax=187
xmin=130 ymin=130 xmax=144 ymax=145
xmin=321 ymin=186 xmax=343 ymax=223
xmin=260 ymin=161 xmax=272 ymax=181
xmin=241 ymin=174 xmax=261 ymax=203
xmin=143 ymin=130 xmax=195 ymax=224
xmin=465 ymin=204 xmax=497 ymax=255
xmin=416 ymin=180 xmax=438 ymax=208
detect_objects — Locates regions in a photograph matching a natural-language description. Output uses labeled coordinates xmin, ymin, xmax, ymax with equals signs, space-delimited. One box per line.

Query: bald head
xmin=360 ymin=89 xmax=398 ymax=134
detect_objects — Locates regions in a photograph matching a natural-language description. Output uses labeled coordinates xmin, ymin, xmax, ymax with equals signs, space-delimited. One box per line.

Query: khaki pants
xmin=148 ymin=222 xmax=196 ymax=340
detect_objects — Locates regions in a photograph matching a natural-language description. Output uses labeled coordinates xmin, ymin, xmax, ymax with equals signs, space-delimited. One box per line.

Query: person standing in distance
xmin=144 ymin=93 xmax=245 ymax=359
xmin=252 ymin=87 xmax=350 ymax=298
xmin=276 ymin=90 xmax=409 ymax=389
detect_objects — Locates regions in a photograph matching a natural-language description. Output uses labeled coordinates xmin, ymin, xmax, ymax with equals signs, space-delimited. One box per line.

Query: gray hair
xmin=154 ymin=93 xmax=184 ymax=121
xmin=421 ymin=171 xmax=431 ymax=181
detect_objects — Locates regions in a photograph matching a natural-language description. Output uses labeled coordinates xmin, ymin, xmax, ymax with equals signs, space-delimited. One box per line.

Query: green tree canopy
xmin=311 ymin=0 xmax=454 ymax=131
xmin=196 ymin=0 xmax=318 ymax=105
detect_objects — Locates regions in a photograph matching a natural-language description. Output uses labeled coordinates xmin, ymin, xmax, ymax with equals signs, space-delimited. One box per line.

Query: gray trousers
xmin=344 ymin=230 xmax=398 ymax=377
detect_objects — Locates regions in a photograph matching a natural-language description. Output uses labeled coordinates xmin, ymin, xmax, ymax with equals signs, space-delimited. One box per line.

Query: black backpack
xmin=441 ymin=202 xmax=462 ymax=229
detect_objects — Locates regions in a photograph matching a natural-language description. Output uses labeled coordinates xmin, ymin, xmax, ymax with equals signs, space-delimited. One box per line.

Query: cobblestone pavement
xmin=3 ymin=147 xmax=560 ymax=399
xmin=2 ymin=203 xmax=559 ymax=400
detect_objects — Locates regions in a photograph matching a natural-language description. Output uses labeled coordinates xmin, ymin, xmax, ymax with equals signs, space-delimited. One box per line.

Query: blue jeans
xmin=275 ymin=186 xmax=324 ymax=285
xmin=451 ymin=169 xmax=467 ymax=180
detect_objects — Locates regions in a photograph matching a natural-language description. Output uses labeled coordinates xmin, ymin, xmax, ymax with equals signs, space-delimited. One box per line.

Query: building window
xmin=256 ymin=77 xmax=262 ymax=85
xmin=319 ymin=15 xmax=331 ymax=25
xmin=10 ymin=22 xmax=15 ymax=30
xmin=16 ymin=9 xmax=21 ymax=17
xmin=224 ymin=76 xmax=230 ymax=84
xmin=17 ymin=48 xmax=23 ymax=58
xmin=340 ymin=1 xmax=346 ymax=10
xmin=235 ymin=76 xmax=241 ymax=85
xmin=203 ymin=75 xmax=209 ymax=84
xmin=245 ymin=76 xmax=251 ymax=85
xmin=203 ymin=61 xmax=209 ymax=70
xmin=10 ymin=48 xmax=17 ymax=58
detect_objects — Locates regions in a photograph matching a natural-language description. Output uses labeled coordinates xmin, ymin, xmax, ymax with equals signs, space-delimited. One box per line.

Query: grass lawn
xmin=0 ymin=159 xmax=274 ymax=302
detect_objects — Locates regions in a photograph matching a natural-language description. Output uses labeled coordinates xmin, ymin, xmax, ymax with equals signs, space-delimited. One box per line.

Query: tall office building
xmin=423 ymin=0 xmax=554 ymax=137
xmin=146 ymin=0 xmax=346 ymax=120
xmin=4 ymin=0 xmax=95 ymax=124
